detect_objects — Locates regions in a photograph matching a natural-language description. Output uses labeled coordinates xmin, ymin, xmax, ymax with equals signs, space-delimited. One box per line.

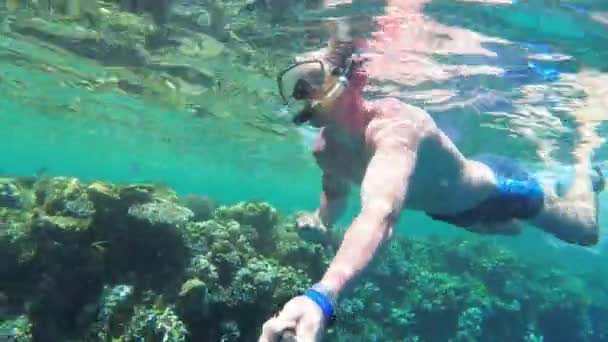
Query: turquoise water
xmin=5 ymin=1 xmax=608 ymax=227
xmin=2 ymin=0 xmax=608 ymax=340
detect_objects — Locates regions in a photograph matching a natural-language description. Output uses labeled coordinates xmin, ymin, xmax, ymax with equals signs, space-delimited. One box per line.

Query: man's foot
xmin=555 ymin=166 xmax=605 ymax=197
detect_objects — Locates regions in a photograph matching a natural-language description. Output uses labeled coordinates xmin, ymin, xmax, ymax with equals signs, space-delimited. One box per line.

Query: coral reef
xmin=1 ymin=176 xmax=608 ymax=341
xmin=179 ymin=194 xmax=217 ymax=222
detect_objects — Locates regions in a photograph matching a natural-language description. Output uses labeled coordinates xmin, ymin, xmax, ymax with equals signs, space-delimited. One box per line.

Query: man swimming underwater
xmin=258 ymin=12 xmax=605 ymax=342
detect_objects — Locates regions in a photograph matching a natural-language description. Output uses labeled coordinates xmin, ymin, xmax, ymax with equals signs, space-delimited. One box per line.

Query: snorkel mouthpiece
xmin=324 ymin=75 xmax=349 ymax=102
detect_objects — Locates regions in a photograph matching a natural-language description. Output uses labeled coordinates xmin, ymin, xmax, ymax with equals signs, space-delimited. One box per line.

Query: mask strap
xmin=277 ymin=60 xmax=326 ymax=105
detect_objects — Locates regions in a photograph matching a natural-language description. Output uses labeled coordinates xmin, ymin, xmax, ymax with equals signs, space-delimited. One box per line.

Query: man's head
xmin=277 ymin=52 xmax=368 ymax=127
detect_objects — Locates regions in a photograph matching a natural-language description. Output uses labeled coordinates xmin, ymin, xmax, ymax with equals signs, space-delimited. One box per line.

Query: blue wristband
xmin=303 ymin=288 xmax=335 ymax=322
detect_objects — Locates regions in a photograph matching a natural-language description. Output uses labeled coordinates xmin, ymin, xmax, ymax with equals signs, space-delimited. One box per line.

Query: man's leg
xmin=529 ymin=123 xmax=603 ymax=246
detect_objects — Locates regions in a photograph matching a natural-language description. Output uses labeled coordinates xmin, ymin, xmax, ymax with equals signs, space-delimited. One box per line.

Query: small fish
xmin=91 ymin=241 xmax=109 ymax=252
xmin=35 ymin=166 xmax=49 ymax=178
xmin=128 ymin=161 xmax=142 ymax=177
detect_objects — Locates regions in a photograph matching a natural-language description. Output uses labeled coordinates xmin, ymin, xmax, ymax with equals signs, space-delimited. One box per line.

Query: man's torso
xmin=312 ymin=98 xmax=497 ymax=216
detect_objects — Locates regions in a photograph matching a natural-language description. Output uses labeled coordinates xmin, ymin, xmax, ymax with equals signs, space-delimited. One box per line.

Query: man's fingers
xmin=295 ymin=314 xmax=324 ymax=342
xmin=259 ymin=317 xmax=298 ymax=342
xmin=280 ymin=330 xmax=299 ymax=342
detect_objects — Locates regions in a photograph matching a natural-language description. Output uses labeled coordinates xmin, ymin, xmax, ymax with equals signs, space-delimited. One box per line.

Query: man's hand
xmin=258 ymin=296 xmax=327 ymax=342
xmin=295 ymin=211 xmax=328 ymax=242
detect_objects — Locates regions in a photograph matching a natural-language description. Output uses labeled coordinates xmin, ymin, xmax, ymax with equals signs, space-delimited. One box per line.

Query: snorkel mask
xmin=277 ymin=57 xmax=355 ymax=125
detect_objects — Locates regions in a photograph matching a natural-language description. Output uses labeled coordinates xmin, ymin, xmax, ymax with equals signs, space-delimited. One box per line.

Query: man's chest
xmin=312 ymin=130 xmax=369 ymax=183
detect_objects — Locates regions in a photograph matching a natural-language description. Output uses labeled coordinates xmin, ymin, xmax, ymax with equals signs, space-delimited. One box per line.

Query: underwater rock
xmin=148 ymin=62 xmax=216 ymax=88
xmin=8 ymin=0 xmax=98 ymax=18
xmin=177 ymin=277 xmax=210 ymax=317
xmin=179 ymin=277 xmax=206 ymax=297
xmin=14 ymin=17 xmax=152 ymax=67
xmin=119 ymin=182 xmax=178 ymax=204
xmin=146 ymin=30 xmax=223 ymax=87
xmin=127 ymin=201 xmax=194 ymax=226
xmin=94 ymin=284 xmax=136 ymax=340
xmin=35 ymin=177 xmax=96 ymax=219
xmin=47 ymin=0 xmax=99 ymax=17
xmin=170 ymin=0 xmax=226 ymax=39
xmin=201 ymin=0 xmax=227 ymax=40
xmin=31 ymin=213 xmax=92 ymax=234
xmin=86 ymin=182 xmax=120 ymax=211
xmin=170 ymin=2 xmax=206 ymax=23
xmin=170 ymin=1 xmax=210 ymax=29
xmin=118 ymin=0 xmax=173 ymax=25
xmin=60 ymin=193 xmax=95 ymax=218
xmin=187 ymin=254 xmax=219 ymax=287
xmin=118 ymin=184 xmax=157 ymax=204
xmin=170 ymin=31 xmax=224 ymax=59
xmin=180 ymin=194 xmax=216 ymax=222
xmin=117 ymin=79 xmax=146 ymax=95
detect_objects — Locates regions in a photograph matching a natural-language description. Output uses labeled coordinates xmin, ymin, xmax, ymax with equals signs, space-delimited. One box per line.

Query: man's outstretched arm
xmin=259 ymin=139 xmax=417 ymax=342
xmin=319 ymin=139 xmax=417 ymax=295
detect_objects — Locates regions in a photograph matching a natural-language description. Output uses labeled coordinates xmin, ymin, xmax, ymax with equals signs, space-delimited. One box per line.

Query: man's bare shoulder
xmin=369 ymin=97 xmax=435 ymax=121
xmin=366 ymin=97 xmax=437 ymax=146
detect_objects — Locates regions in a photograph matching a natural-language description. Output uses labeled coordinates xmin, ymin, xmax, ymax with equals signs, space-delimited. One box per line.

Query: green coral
xmin=214 ymin=201 xmax=279 ymax=233
xmin=0 ymin=178 xmax=27 ymax=209
xmin=179 ymin=194 xmax=216 ymax=222
xmin=34 ymin=177 xmax=95 ymax=218
xmin=0 ymin=315 xmax=32 ymax=341
xmin=0 ymin=208 xmax=33 ymax=244
xmin=94 ymin=284 xmax=136 ymax=340
xmin=125 ymin=302 xmax=189 ymax=342
xmin=454 ymin=307 xmax=484 ymax=342
xmin=224 ymin=257 xmax=307 ymax=307
xmin=1 ymin=176 xmax=608 ymax=341
xmin=127 ymin=201 xmax=194 ymax=226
